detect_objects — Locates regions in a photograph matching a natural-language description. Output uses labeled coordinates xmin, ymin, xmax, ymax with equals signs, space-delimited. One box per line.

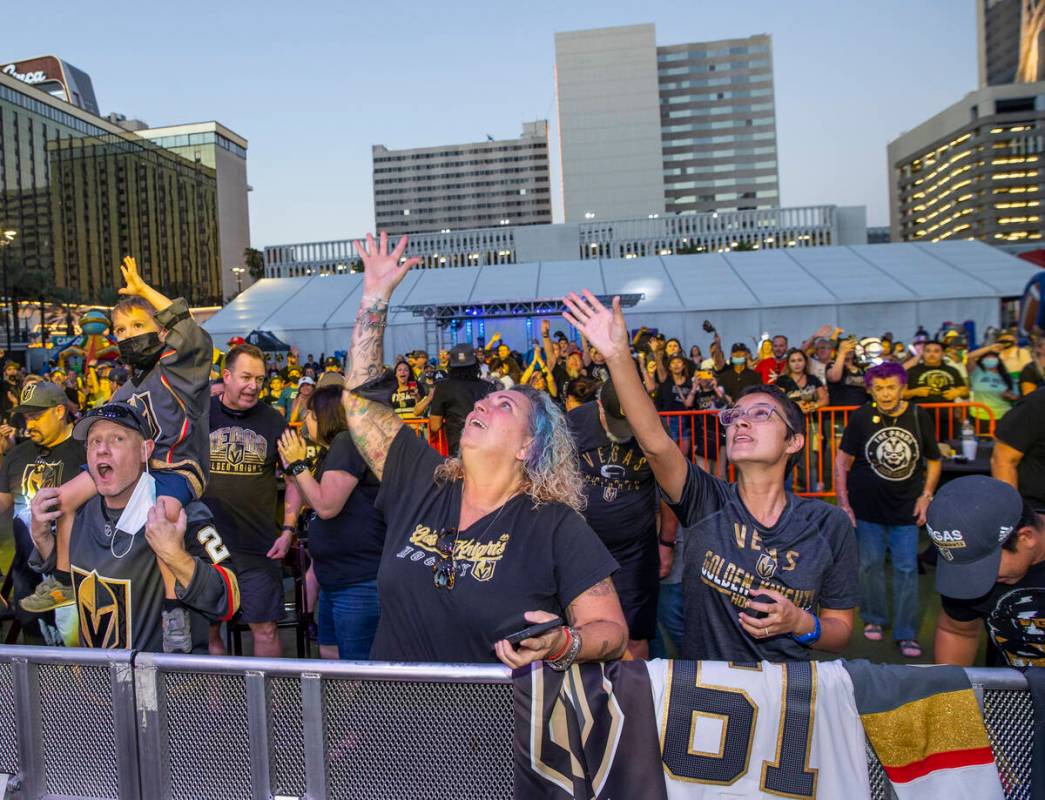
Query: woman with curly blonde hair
xmin=341 ymin=232 xmax=627 ymax=667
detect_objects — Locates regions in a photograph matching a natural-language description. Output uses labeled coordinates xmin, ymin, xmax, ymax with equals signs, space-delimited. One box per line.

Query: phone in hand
xmin=505 ymin=617 xmax=563 ymax=647
xmin=702 ymin=319 xmax=715 ymax=333
xmin=746 ymin=593 xmax=776 ymax=620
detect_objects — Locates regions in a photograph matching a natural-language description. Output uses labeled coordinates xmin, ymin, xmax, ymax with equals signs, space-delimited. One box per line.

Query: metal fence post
xmin=12 ymin=658 xmax=43 ymax=799
xmin=134 ymin=657 xmax=171 ymax=799
xmin=301 ymin=672 xmax=328 ymax=800
xmin=111 ymin=659 xmax=142 ymax=800
xmin=245 ymin=671 xmax=273 ymax=800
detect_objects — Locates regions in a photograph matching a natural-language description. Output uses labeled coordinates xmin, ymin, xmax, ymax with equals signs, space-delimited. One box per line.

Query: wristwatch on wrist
xmin=287 ymin=460 xmax=309 ymax=476
xmin=280 ymin=524 xmax=296 ymax=536
xmin=791 ymin=614 xmax=822 ymax=646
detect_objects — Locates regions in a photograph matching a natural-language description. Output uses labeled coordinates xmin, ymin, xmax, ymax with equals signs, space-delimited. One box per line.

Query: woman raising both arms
xmin=563 ymin=291 xmax=858 ymax=662
xmin=340 ymin=234 xmax=627 ymax=667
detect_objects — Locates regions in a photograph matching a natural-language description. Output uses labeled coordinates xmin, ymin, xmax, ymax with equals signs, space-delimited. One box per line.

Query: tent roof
xmin=203 ymin=241 xmax=1039 ymax=336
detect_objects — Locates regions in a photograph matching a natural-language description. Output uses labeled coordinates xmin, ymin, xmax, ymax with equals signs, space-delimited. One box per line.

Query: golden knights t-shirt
xmin=0 ymin=436 xmax=85 ymax=519
xmin=669 ymin=462 xmax=858 ymax=662
xmin=371 ymin=427 xmax=618 ymax=663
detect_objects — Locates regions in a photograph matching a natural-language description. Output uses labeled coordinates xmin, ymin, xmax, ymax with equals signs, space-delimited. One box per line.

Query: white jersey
xmin=645 ymin=659 xmax=870 ymax=799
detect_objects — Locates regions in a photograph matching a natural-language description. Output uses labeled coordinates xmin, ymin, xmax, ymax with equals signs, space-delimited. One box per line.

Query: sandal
xmin=863 ymin=624 xmax=883 ymax=641
xmin=899 ymin=639 xmax=923 ymax=658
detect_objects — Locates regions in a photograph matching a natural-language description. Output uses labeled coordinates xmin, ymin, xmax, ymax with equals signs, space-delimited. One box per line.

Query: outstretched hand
xmin=353 ymin=232 xmax=422 ymax=299
xmin=118 ymin=256 xmax=147 ymax=297
xmin=562 ymin=291 xmax=629 ymax=362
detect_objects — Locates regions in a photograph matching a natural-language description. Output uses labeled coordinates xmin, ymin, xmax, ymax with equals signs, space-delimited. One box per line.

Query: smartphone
xmin=746 ymin=593 xmax=776 ymax=620
xmin=702 ymin=319 xmax=715 ymax=333
xmin=505 ymin=617 xmax=562 ymax=646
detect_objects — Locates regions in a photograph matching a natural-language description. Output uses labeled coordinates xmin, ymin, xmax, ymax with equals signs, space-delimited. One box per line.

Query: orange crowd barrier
xmin=403 ymin=417 xmax=449 ymax=456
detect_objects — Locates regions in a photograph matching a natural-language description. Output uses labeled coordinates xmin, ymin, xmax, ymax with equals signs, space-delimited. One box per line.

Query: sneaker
xmin=162 ymin=606 xmax=192 ymax=654
xmin=19 ymin=575 xmax=75 ymax=613
xmin=863 ymin=623 xmax=884 ymax=641
xmin=899 ymin=639 xmax=923 ymax=659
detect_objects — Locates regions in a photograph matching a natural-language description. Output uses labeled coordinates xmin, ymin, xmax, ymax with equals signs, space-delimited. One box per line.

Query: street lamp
xmin=0 ymin=230 xmax=17 ymax=349
xmin=232 ymin=266 xmax=246 ymax=295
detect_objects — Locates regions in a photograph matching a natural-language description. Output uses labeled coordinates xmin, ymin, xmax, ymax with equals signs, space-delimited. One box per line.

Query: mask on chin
xmin=118 ymin=332 xmax=164 ymax=377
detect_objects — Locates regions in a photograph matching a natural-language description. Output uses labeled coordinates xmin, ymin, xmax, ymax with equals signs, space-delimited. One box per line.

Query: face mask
xmin=112 ymin=469 xmax=156 ymax=558
xmin=981 ymin=356 xmax=1000 ymax=369
xmin=118 ymin=332 xmax=164 ymax=372
xmin=731 ymin=357 xmax=746 ymax=366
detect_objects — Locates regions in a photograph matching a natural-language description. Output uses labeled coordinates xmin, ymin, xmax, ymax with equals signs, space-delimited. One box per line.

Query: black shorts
xmin=611 ymin=557 xmax=659 ymax=641
xmin=233 ymin=559 xmax=286 ymax=625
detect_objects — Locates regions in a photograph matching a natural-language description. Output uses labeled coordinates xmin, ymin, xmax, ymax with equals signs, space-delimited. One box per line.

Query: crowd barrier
xmin=402 ymin=418 xmax=449 ymax=457
xmin=660 ymin=401 xmax=998 ymax=498
xmin=0 ymin=645 xmax=1032 ymax=800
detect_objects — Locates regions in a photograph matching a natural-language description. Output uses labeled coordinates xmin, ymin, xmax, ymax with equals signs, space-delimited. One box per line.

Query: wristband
xmin=658 ymin=537 xmax=675 ymax=548
xmin=280 ymin=524 xmax=296 ymax=535
xmin=548 ymin=626 xmax=582 ymax=672
xmin=545 ymin=627 xmax=572 ymax=662
xmin=791 ymin=614 xmax=821 ymax=646
xmin=286 ymin=460 xmax=309 ymax=476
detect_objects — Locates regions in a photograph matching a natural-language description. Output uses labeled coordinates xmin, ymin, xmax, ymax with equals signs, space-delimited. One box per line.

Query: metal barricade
xmin=0 ymin=645 xmax=1034 ymax=800
xmin=402 ymin=417 xmax=449 ymax=457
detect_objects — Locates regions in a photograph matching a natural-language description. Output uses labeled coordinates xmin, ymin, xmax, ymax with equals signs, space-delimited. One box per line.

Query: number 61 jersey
xmin=647 ymin=659 xmax=869 ymax=799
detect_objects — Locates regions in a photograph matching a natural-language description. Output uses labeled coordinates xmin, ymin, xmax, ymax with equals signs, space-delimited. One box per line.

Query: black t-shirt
xmin=429 ymin=377 xmax=493 ymax=455
xmin=775 ymin=374 xmax=824 ymax=410
xmin=714 ymin=366 xmax=761 ymax=404
xmin=839 ymin=403 xmax=941 ymax=524
xmin=994 ymin=387 xmax=1045 ymax=510
xmin=654 ymin=376 xmax=692 ymax=413
xmin=203 ymin=397 xmax=287 ymax=564
xmin=906 ymin=363 xmax=966 ymax=403
xmin=391 ymin=380 xmax=427 ymax=418
xmin=1019 ymin=362 xmax=1044 ymax=391
xmin=307 ymin=431 xmax=385 ymax=589
xmin=828 ymin=366 xmax=867 ymax=407
xmin=942 ymin=560 xmax=1045 ymax=667
xmin=371 ymin=427 xmax=618 ymax=663
xmin=668 ymin=461 xmax=858 ymax=662
xmin=0 ymin=435 xmax=85 ymax=520
xmin=567 ymin=403 xmax=657 ymax=567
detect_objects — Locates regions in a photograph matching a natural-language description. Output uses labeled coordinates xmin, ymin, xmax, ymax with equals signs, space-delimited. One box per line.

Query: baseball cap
xmin=73 ymin=402 xmax=151 ymax=442
xmin=13 ymin=381 xmax=67 ymax=414
xmin=926 ymin=475 xmax=1023 ymax=599
xmin=700 ymin=358 xmax=716 ymax=371
xmin=730 ymin=342 xmax=750 ymax=354
xmin=297 ymin=376 xmax=316 ymax=388
xmin=316 ymin=372 xmax=344 ymax=389
xmin=448 ymin=343 xmax=476 ymax=367
xmin=596 ymin=378 xmax=632 ymax=441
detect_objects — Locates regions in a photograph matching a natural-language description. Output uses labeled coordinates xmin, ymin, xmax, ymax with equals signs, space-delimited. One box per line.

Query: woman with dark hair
xmin=339 ymin=233 xmax=627 ymax=667
xmin=278 ymin=385 xmax=385 ymax=659
xmin=390 ymin=360 xmax=431 ymax=419
xmin=519 ymin=352 xmax=558 ymax=398
xmin=563 ymin=376 xmax=600 ymax=412
xmin=775 ymin=348 xmax=828 ymax=490
xmin=655 ymin=353 xmax=694 ymax=453
xmin=835 ymin=361 xmax=941 ymax=658
xmin=967 ymin=341 xmax=1018 ymax=424
xmin=565 ymin=291 xmax=857 ymax=662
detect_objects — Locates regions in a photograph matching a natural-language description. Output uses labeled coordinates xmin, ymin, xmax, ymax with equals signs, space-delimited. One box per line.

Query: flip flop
xmin=863 ymin=624 xmax=883 ymax=641
xmin=899 ymin=639 xmax=923 ymax=658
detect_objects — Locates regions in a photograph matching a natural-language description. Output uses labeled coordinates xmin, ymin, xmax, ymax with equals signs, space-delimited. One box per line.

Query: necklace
xmin=460 ymin=483 xmax=516 ymax=540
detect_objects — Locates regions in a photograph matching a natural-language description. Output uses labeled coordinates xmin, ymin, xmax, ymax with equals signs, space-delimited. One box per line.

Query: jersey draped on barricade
xmin=514 ymin=660 xmax=1016 ymax=800
xmin=0 ymin=644 xmax=1036 ymax=800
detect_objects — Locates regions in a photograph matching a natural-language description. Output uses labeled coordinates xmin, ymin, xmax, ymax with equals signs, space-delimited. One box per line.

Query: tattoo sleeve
xmin=343 ymin=393 xmax=402 ymax=481
xmin=347 ymin=294 xmax=390 ymax=390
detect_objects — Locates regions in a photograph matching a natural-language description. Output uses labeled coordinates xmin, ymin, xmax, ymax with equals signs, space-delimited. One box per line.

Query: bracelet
xmin=286 ymin=460 xmax=309 ymax=476
xmin=791 ymin=614 xmax=821 ymax=646
xmin=280 ymin=524 xmax=296 ymax=535
xmin=658 ymin=537 xmax=675 ymax=548
xmin=548 ymin=626 xmax=582 ymax=672
xmin=545 ymin=627 xmax=572 ymax=662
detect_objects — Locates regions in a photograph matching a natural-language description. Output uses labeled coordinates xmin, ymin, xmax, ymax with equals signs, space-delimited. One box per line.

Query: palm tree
xmin=244 ymin=247 xmax=265 ymax=281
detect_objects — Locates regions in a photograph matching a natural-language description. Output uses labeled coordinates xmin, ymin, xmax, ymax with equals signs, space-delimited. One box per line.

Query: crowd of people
xmin=1 ymin=235 xmax=1044 ymax=674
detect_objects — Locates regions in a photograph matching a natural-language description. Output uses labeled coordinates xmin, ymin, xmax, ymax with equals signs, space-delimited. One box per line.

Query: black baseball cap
xmin=448 ymin=343 xmax=476 ymax=367
xmin=13 ymin=381 xmax=67 ymax=414
xmin=73 ymin=402 xmax=152 ymax=442
xmin=730 ymin=342 xmax=750 ymax=354
xmin=596 ymin=378 xmax=632 ymax=441
xmin=926 ymin=476 xmax=1023 ymax=599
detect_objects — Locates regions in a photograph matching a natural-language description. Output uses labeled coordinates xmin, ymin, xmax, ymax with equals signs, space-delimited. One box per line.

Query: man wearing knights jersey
xmin=564 ymin=291 xmax=857 ymax=662
xmin=27 ymin=402 xmax=238 ymax=652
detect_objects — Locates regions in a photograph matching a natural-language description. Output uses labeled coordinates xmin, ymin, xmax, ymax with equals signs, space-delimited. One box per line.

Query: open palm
xmin=353 ymin=232 xmax=422 ymax=298
xmin=562 ymin=291 xmax=629 ymax=360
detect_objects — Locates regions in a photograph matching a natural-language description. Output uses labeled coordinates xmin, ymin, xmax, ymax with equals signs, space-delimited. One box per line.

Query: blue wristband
xmin=791 ymin=614 xmax=821 ymax=646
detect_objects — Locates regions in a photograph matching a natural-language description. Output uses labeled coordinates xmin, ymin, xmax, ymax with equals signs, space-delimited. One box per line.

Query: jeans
xmin=651 ymin=582 xmax=685 ymax=658
xmin=855 ymin=520 xmax=920 ymax=641
xmin=317 ymin=580 xmax=380 ymax=660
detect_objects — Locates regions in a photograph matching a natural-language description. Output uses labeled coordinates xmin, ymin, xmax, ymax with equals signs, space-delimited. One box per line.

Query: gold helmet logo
xmin=74 ymin=568 xmax=131 ymax=649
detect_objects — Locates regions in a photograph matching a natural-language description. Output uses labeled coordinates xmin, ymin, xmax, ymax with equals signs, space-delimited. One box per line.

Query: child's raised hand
xmin=118 ymin=256 xmax=148 ymax=297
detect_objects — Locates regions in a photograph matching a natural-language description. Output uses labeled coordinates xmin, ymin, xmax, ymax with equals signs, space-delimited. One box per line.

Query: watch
xmin=281 ymin=524 xmax=296 ymax=535
xmin=287 ymin=460 xmax=309 ymax=476
xmin=791 ymin=614 xmax=821 ymax=646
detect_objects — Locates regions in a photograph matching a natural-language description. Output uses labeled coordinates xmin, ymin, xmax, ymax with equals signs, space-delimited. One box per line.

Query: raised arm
xmin=564 ymin=291 xmax=689 ymax=502
xmin=342 ymin=233 xmax=421 ymax=480
xmin=119 ymin=256 xmax=174 ymax=313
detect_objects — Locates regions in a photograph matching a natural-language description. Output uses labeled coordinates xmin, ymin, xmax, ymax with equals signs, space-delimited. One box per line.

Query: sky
xmin=8 ymin=0 xmax=976 ymax=245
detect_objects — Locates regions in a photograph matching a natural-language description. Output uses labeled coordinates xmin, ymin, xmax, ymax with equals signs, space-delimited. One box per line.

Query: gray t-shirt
xmin=669 ymin=462 xmax=858 ymax=662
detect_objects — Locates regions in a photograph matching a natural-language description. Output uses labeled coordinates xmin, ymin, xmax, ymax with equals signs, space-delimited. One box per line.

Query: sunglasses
xmin=84 ymin=404 xmax=144 ymax=427
xmin=718 ymin=402 xmax=795 ymax=434
xmin=432 ymin=528 xmax=458 ymax=590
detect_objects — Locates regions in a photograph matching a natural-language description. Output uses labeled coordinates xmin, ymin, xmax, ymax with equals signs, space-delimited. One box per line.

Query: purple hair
xmin=865 ymin=361 xmax=908 ymax=387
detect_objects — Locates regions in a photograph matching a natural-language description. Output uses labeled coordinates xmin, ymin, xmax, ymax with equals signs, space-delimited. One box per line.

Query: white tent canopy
xmin=203 ymin=241 xmax=1040 ymax=358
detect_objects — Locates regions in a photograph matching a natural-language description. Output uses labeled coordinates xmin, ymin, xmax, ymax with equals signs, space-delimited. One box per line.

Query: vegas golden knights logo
xmin=21 ymin=460 xmax=64 ymax=500
xmin=756 ymin=552 xmax=778 ymax=580
xmin=528 ymin=664 xmax=624 ymax=797
xmin=72 ymin=567 xmax=132 ymax=649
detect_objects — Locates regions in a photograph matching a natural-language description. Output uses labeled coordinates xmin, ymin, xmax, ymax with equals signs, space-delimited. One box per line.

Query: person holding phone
xmin=340 ymin=233 xmax=627 ymax=668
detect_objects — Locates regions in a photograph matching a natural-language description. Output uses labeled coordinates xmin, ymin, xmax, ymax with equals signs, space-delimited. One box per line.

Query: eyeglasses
xmin=432 ymin=528 xmax=458 ymax=590
xmin=718 ymin=403 xmax=795 ymax=434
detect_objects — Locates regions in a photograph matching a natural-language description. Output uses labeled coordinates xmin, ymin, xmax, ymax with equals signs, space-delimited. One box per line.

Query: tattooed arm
xmin=493 ymin=577 xmax=628 ymax=667
xmin=342 ymin=232 xmax=421 ymax=479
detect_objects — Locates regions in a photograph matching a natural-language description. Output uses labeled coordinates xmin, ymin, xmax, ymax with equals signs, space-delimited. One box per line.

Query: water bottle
xmin=961 ymin=417 xmax=978 ymax=460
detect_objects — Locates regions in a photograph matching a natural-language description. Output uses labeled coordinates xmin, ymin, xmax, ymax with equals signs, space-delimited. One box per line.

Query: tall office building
xmin=372 ymin=121 xmax=552 ymax=236
xmin=554 ymin=24 xmax=780 ymax=222
xmin=887 ymin=82 xmax=1045 ymax=247
xmin=978 ymin=0 xmax=1045 ymax=86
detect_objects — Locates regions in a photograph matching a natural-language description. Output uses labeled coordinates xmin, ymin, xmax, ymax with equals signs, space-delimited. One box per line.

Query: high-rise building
xmin=371 ymin=121 xmax=552 ymax=236
xmin=978 ymin=0 xmax=1045 ymax=86
xmin=554 ymin=23 xmax=780 ymax=222
xmin=887 ymin=82 xmax=1045 ymax=247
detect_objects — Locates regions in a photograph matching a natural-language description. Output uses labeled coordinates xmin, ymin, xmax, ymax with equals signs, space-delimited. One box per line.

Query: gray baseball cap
xmin=927 ymin=475 xmax=1024 ymax=599
xmin=13 ymin=381 xmax=67 ymax=414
